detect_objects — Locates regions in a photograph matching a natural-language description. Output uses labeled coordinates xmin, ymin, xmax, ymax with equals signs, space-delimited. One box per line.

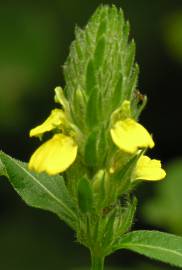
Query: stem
xmin=91 ymin=253 xmax=105 ymax=270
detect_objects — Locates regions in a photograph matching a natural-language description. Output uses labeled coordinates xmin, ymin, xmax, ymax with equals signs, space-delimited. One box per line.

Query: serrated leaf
xmin=113 ymin=230 xmax=182 ymax=268
xmin=77 ymin=177 xmax=93 ymax=213
xmin=0 ymin=151 xmax=77 ymax=229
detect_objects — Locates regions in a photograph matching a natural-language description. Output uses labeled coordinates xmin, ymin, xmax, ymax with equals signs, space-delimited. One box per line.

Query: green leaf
xmin=0 ymin=157 xmax=7 ymax=177
xmin=77 ymin=177 xmax=93 ymax=213
xmin=0 ymin=151 xmax=77 ymax=229
xmin=113 ymin=230 xmax=182 ymax=268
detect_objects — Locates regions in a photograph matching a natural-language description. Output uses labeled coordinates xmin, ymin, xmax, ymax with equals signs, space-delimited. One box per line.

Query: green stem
xmin=91 ymin=253 xmax=105 ymax=270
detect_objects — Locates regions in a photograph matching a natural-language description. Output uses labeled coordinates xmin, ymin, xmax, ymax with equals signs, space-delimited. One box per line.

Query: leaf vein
xmin=6 ymin=154 xmax=77 ymax=221
xmin=122 ymin=243 xmax=182 ymax=257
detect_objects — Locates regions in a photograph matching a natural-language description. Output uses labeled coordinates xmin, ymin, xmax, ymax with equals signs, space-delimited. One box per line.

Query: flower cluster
xmin=29 ymin=88 xmax=166 ymax=183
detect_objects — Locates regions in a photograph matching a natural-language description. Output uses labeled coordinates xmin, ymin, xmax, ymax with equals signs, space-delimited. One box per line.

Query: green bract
xmin=64 ymin=5 xmax=139 ymax=127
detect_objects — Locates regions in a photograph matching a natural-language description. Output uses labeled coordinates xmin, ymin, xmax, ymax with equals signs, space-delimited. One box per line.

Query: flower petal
xmin=132 ymin=155 xmax=166 ymax=181
xmin=30 ymin=109 xmax=66 ymax=137
xmin=28 ymin=134 xmax=77 ymax=175
xmin=110 ymin=118 xmax=154 ymax=153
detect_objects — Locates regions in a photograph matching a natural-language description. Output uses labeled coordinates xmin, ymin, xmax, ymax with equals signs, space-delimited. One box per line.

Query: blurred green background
xmin=0 ymin=0 xmax=182 ymax=269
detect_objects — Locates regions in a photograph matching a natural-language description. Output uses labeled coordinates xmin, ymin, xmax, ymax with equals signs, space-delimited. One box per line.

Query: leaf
xmin=113 ymin=230 xmax=182 ymax=268
xmin=0 ymin=157 xmax=7 ymax=177
xmin=77 ymin=177 xmax=93 ymax=213
xmin=0 ymin=151 xmax=77 ymax=229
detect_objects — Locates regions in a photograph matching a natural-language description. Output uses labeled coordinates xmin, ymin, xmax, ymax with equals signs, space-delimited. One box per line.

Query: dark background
xmin=0 ymin=0 xmax=182 ymax=269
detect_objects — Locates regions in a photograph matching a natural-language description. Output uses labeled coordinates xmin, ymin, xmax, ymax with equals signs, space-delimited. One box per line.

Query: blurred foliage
xmin=163 ymin=10 xmax=182 ymax=64
xmin=0 ymin=2 xmax=62 ymax=130
xmin=142 ymin=159 xmax=182 ymax=235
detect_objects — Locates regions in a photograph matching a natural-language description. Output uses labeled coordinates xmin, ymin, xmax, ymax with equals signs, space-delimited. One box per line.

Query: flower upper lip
xmin=29 ymin=109 xmax=67 ymax=138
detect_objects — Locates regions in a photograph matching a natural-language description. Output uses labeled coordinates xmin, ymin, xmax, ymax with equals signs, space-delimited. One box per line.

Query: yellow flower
xmin=110 ymin=100 xmax=154 ymax=154
xmin=29 ymin=134 xmax=77 ymax=175
xmin=111 ymin=118 xmax=154 ymax=153
xmin=132 ymin=155 xmax=166 ymax=181
xmin=29 ymin=107 xmax=78 ymax=175
xmin=30 ymin=109 xmax=66 ymax=138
